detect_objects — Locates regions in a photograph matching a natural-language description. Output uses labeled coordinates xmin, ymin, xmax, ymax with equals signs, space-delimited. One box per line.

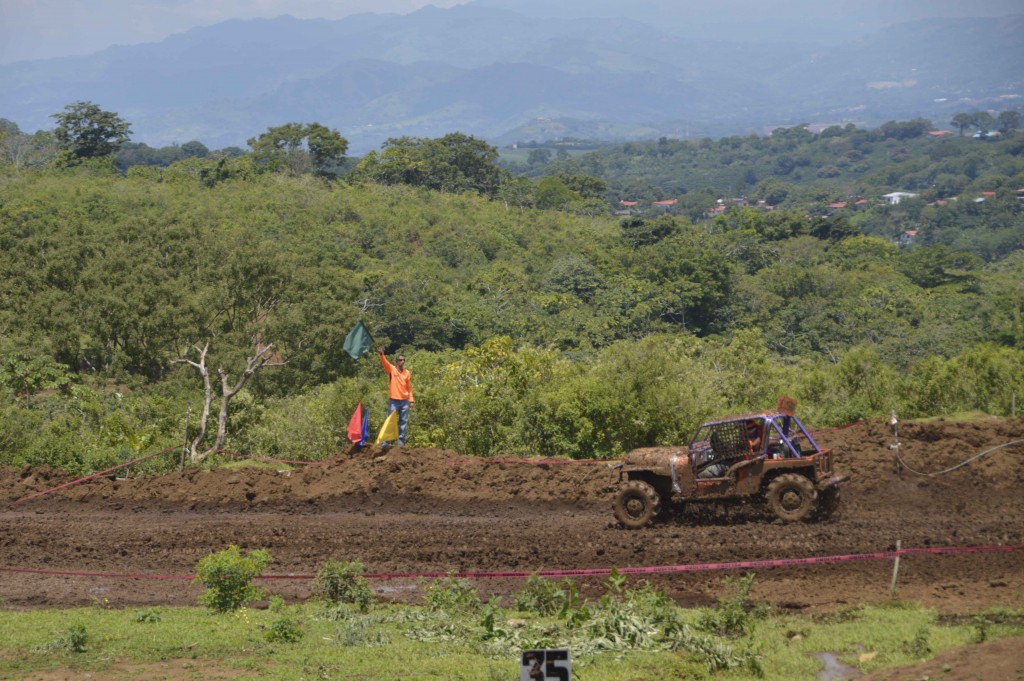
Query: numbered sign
xmin=520 ymin=649 xmax=571 ymax=681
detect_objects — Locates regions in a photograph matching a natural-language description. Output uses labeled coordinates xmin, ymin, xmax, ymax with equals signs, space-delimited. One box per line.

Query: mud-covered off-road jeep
xmin=612 ymin=405 xmax=847 ymax=528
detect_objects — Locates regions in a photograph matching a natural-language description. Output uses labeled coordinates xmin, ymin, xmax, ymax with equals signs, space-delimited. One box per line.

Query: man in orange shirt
xmin=377 ymin=347 xmax=415 ymax=446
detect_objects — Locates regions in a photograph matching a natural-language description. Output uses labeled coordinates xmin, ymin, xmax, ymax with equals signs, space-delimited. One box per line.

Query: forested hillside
xmin=517 ymin=118 xmax=1024 ymax=259
xmin=1 ymin=117 xmax=1023 ymax=474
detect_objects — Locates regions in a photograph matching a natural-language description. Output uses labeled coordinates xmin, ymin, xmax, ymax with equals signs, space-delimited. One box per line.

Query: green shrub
xmin=422 ymin=573 xmax=480 ymax=613
xmin=903 ymin=626 xmax=932 ymax=658
xmin=194 ymin=545 xmax=271 ymax=612
xmin=514 ymin=574 xmax=573 ymax=616
xmin=265 ymin=616 xmax=304 ymax=643
xmin=133 ymin=608 xmax=161 ymax=623
xmin=33 ymin=624 xmax=88 ymax=653
xmin=696 ymin=573 xmax=766 ymax=637
xmin=312 ymin=560 xmax=376 ymax=612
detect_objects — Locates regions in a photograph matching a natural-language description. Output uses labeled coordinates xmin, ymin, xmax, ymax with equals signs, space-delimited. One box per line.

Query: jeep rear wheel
xmin=766 ymin=473 xmax=815 ymax=522
xmin=613 ymin=480 xmax=662 ymax=529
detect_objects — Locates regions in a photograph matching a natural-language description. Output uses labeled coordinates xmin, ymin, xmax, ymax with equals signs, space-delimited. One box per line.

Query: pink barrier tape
xmin=12 ymin=446 xmax=345 ymax=504
xmin=14 ymin=446 xmax=179 ymax=504
xmin=446 ymin=458 xmax=623 ymax=466
xmin=4 ymin=544 xmax=1020 ymax=583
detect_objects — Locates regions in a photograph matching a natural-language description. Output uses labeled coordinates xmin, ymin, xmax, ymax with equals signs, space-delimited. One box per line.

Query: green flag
xmin=343 ymin=320 xmax=374 ymax=360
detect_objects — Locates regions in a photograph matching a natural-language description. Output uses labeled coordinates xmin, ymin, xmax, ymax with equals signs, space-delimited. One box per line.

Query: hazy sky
xmin=2 ymin=0 xmax=1020 ymax=65
xmin=0 ymin=0 xmax=469 ymax=64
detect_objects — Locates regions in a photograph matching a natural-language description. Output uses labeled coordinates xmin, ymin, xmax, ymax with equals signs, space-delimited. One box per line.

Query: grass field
xmin=2 ymin=572 xmax=1022 ymax=681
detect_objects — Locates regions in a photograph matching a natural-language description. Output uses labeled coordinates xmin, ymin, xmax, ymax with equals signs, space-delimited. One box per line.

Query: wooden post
xmin=180 ymin=406 xmax=191 ymax=472
xmin=889 ymin=539 xmax=902 ymax=598
xmin=889 ymin=410 xmax=901 ymax=479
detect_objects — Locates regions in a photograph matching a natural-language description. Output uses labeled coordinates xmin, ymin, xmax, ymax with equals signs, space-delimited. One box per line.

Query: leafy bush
xmin=422 ymin=573 xmax=480 ymax=613
xmin=265 ymin=616 xmax=304 ymax=643
xmin=514 ymin=575 xmax=578 ymax=616
xmin=133 ymin=608 xmax=162 ymax=623
xmin=33 ymin=624 xmax=88 ymax=653
xmin=696 ymin=573 xmax=767 ymax=637
xmin=312 ymin=560 xmax=375 ymax=612
xmin=194 ymin=545 xmax=271 ymax=612
xmin=903 ymin=626 xmax=932 ymax=658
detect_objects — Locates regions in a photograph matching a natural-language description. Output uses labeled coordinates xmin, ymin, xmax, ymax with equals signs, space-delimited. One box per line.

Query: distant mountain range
xmin=1 ymin=5 xmax=1021 ymax=153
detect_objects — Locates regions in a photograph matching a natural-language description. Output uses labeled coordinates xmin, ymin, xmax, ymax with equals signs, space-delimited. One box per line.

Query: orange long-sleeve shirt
xmin=380 ymin=352 xmax=414 ymax=403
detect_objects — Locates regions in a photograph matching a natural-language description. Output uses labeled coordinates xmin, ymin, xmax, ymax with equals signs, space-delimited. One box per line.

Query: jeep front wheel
xmin=766 ymin=473 xmax=815 ymax=522
xmin=613 ymin=480 xmax=662 ymax=529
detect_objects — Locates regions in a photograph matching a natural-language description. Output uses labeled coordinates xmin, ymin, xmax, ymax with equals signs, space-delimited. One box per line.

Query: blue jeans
xmin=387 ymin=399 xmax=410 ymax=445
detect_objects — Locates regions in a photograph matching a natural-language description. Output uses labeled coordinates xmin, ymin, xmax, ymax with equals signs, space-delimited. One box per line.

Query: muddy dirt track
xmin=1 ymin=417 xmax=1023 ymax=614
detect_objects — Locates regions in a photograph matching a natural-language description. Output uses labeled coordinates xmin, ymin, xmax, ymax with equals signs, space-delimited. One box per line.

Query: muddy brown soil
xmin=1 ymin=418 xmax=1023 ymax=617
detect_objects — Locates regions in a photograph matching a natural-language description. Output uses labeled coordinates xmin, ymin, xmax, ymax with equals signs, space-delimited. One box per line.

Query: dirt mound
xmin=2 ymin=448 xmax=621 ymax=511
xmin=4 ymin=416 xmax=1021 ymax=510
xmin=1 ymin=417 xmax=1022 ymax=616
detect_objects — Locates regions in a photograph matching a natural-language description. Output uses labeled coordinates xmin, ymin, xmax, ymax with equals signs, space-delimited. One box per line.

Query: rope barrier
xmin=12 ymin=447 xmax=347 ymax=503
xmin=895 ymin=438 xmax=1024 ymax=477
xmin=14 ymin=446 xmax=179 ymax=504
xmin=2 ymin=544 xmax=1020 ymax=583
xmin=446 ymin=458 xmax=623 ymax=467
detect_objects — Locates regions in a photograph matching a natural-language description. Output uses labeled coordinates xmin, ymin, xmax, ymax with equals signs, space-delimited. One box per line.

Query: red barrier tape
xmin=14 ymin=447 xmax=179 ymax=504
xmin=446 ymin=458 xmax=623 ymax=467
xmin=3 ymin=544 xmax=1020 ymax=582
xmin=13 ymin=447 xmax=345 ymax=504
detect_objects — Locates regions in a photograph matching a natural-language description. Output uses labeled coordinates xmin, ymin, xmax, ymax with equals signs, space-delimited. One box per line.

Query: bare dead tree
xmin=173 ymin=342 xmax=284 ymax=462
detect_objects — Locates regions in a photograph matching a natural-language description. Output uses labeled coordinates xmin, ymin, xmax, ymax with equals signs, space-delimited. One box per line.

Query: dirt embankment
xmin=1 ymin=416 xmax=1022 ymax=615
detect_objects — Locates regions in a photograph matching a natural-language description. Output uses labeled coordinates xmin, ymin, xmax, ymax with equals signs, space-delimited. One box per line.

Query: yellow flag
xmin=375 ymin=410 xmax=399 ymax=444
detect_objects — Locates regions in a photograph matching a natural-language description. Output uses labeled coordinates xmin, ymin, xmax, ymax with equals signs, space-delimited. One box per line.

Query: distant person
xmin=745 ymin=419 xmax=763 ymax=453
xmin=377 ymin=346 xmax=414 ymax=446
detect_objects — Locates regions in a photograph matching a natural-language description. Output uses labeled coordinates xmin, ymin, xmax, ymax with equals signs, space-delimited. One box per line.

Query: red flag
xmin=347 ymin=403 xmax=364 ymax=444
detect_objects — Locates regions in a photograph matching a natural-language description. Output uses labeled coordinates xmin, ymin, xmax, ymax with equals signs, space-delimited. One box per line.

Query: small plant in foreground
xmin=971 ymin=614 xmax=990 ymax=643
xmin=312 ymin=559 xmax=376 ymax=612
xmin=696 ymin=573 xmax=766 ymax=637
xmin=33 ymin=624 xmax=89 ymax=654
xmin=194 ymin=545 xmax=271 ymax=612
xmin=514 ymin=574 xmax=576 ymax=616
xmin=903 ymin=626 xmax=932 ymax=659
xmin=422 ymin=573 xmax=480 ymax=613
xmin=133 ymin=608 xmax=162 ymax=623
xmin=265 ymin=616 xmax=304 ymax=643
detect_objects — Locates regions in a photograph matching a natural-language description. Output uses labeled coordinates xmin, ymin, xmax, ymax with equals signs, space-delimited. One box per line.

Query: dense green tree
xmin=951 ymin=113 xmax=975 ymax=136
xmin=997 ymin=110 xmax=1021 ymax=134
xmin=878 ymin=118 xmax=932 ymax=140
xmin=534 ymin=176 xmax=577 ymax=210
xmin=527 ymin=148 xmax=551 ymax=167
xmin=248 ymin=122 xmax=348 ymax=177
xmin=355 ymin=133 xmax=507 ymax=196
xmin=896 ymin=245 xmax=981 ymax=289
xmin=972 ymin=111 xmax=996 ymax=135
xmin=0 ymin=129 xmax=57 ymax=169
xmin=51 ymin=101 xmax=131 ymax=159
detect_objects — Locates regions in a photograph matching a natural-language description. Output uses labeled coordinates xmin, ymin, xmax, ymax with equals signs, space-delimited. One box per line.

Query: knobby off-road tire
xmin=613 ymin=480 xmax=662 ymax=529
xmin=766 ymin=473 xmax=816 ymax=522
